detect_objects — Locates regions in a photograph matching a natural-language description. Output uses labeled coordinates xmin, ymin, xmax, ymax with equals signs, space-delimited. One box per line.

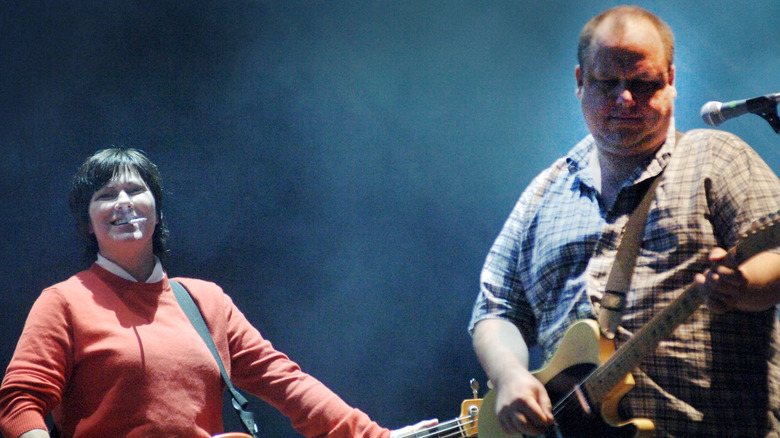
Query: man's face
xmin=576 ymin=18 xmax=676 ymax=158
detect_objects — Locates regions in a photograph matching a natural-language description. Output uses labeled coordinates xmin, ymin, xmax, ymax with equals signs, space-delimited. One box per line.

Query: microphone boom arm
xmin=750 ymin=98 xmax=780 ymax=133
xmin=702 ymin=93 xmax=780 ymax=134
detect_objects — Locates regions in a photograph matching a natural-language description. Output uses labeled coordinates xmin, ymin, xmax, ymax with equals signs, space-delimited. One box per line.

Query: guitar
xmin=213 ymin=394 xmax=483 ymax=438
xmin=398 ymin=396 xmax=482 ymax=438
xmin=478 ymin=213 xmax=780 ymax=438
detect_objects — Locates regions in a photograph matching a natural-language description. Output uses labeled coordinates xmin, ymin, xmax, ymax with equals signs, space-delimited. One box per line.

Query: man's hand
xmin=696 ymin=247 xmax=745 ymax=313
xmin=493 ymin=368 xmax=554 ymax=436
xmin=472 ymin=319 xmax=554 ymax=435
xmin=696 ymin=247 xmax=780 ymax=313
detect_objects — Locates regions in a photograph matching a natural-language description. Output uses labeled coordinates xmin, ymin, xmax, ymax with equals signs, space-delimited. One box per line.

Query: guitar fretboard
xmin=581 ymin=211 xmax=780 ymax=404
xmin=584 ymin=283 xmax=703 ymax=402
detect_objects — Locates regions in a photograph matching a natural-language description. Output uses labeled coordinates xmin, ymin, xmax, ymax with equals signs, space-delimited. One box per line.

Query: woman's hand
xmin=18 ymin=429 xmax=50 ymax=438
xmin=389 ymin=418 xmax=439 ymax=438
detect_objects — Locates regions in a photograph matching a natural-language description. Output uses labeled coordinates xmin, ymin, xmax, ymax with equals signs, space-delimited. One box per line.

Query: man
xmin=469 ymin=5 xmax=780 ymax=437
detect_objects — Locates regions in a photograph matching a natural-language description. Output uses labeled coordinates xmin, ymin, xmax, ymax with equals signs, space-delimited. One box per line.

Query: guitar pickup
xmin=574 ymin=385 xmax=592 ymax=415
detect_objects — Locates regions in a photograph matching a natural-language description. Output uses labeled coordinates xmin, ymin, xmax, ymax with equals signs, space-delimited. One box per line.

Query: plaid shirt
xmin=470 ymin=121 xmax=780 ymax=436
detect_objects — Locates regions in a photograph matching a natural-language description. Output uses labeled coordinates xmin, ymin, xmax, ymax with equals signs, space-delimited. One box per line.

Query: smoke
xmin=1 ymin=1 xmax=779 ymax=435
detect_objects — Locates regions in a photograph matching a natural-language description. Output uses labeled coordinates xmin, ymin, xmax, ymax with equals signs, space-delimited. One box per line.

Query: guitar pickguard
xmin=478 ymin=320 xmax=653 ymax=438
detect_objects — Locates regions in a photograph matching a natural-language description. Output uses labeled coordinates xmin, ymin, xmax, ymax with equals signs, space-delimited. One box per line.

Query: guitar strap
xmin=171 ymin=280 xmax=262 ymax=438
xmin=597 ymin=130 xmax=683 ymax=339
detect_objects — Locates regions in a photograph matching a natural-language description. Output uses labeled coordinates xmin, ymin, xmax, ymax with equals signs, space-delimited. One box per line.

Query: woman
xmin=0 ymin=148 xmax=435 ymax=438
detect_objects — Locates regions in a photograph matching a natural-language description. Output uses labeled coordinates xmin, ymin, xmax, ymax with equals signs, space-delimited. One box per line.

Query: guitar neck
xmin=398 ymin=398 xmax=481 ymax=438
xmin=584 ymin=283 xmax=703 ymax=403
xmin=398 ymin=420 xmax=464 ymax=438
xmin=582 ymin=210 xmax=780 ymax=403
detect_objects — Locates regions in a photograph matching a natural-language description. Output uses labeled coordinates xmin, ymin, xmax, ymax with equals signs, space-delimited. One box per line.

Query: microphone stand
xmin=751 ymin=98 xmax=780 ymax=133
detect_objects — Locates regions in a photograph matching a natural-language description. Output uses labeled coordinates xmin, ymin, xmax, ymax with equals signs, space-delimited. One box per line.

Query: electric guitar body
xmin=479 ymin=320 xmax=653 ymax=438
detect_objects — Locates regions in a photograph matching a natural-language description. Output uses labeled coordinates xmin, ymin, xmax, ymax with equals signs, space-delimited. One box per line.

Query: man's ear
xmin=575 ymin=65 xmax=584 ymax=99
xmin=667 ymin=64 xmax=677 ymax=99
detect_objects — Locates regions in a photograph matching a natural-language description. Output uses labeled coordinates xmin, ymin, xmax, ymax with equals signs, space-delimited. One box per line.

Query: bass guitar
xmin=398 ymin=392 xmax=482 ymax=438
xmin=478 ymin=213 xmax=780 ymax=437
xmin=214 ymin=384 xmax=483 ymax=438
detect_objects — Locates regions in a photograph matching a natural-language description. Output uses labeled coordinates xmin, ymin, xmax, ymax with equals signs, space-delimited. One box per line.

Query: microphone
xmin=700 ymin=92 xmax=780 ymax=127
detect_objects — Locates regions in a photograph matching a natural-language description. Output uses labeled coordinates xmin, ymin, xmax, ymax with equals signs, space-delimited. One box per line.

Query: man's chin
xmin=595 ymin=131 xmax=662 ymax=155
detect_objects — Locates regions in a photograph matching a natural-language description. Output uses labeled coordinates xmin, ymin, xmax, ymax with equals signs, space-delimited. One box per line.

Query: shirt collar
xmin=96 ymin=253 xmax=165 ymax=283
xmin=571 ymin=117 xmax=676 ymax=190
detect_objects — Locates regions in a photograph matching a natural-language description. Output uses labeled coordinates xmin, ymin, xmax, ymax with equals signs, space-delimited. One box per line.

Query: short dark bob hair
xmin=68 ymin=148 xmax=170 ymax=265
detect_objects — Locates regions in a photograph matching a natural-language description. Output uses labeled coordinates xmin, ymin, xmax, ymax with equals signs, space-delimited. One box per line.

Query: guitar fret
xmin=586 ymin=284 xmax=704 ymax=402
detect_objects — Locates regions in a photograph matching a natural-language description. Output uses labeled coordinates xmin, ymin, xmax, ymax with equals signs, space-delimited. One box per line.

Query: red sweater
xmin=0 ymin=264 xmax=390 ymax=438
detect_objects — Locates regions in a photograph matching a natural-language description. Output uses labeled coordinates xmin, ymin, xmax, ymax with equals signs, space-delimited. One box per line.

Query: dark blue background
xmin=1 ymin=1 xmax=779 ymax=436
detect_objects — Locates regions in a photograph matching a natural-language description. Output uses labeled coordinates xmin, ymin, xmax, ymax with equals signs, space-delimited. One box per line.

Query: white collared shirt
xmin=96 ymin=253 xmax=165 ymax=283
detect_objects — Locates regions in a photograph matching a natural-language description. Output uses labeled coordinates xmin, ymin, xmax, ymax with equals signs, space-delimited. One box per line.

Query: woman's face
xmin=88 ymin=167 xmax=158 ymax=259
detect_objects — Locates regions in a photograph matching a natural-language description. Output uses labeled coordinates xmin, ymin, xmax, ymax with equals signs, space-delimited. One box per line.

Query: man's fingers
xmin=498 ymin=398 xmax=554 ymax=436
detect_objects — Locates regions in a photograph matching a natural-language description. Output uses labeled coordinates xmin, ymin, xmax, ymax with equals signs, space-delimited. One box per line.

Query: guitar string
xmin=551 ymin=283 xmax=700 ymax=420
xmin=552 ymin=387 xmax=583 ymax=418
xmin=424 ymin=415 xmax=476 ymax=438
xmin=549 ymin=326 xmax=651 ymax=422
xmin=398 ymin=414 xmax=478 ymax=438
xmin=549 ymin=219 xmax=777 ymax=426
xmin=401 ymin=417 xmax=473 ymax=438
xmin=550 ymin=367 xmax=604 ymax=421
